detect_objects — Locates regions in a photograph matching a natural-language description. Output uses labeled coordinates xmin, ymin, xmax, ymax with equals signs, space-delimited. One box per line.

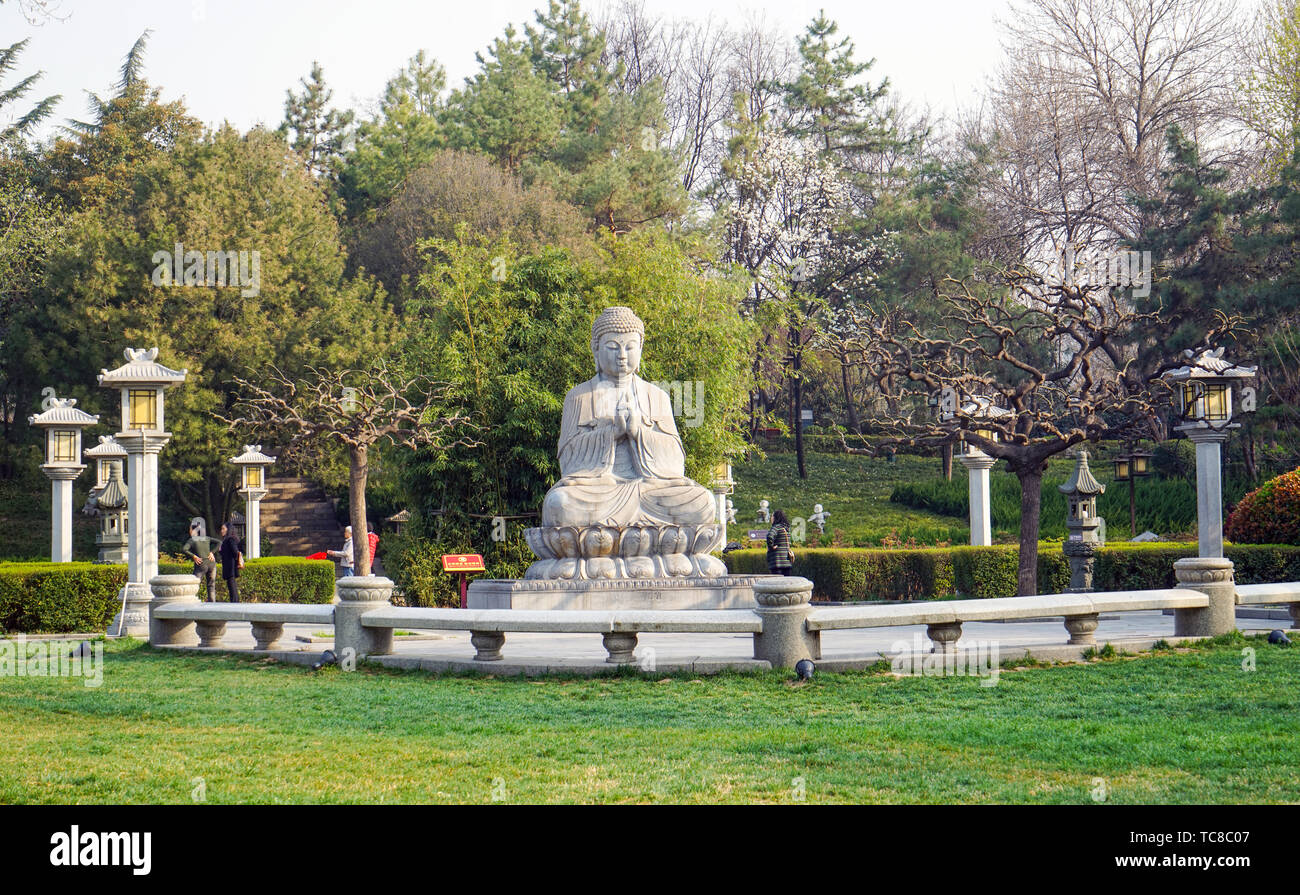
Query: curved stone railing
xmin=807 ymin=588 xmax=1208 ymax=653
xmin=145 ymin=572 xmax=1300 ymax=672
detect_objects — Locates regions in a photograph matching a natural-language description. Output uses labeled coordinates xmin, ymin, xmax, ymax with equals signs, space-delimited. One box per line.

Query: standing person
xmin=766 ymin=509 xmax=794 ymax=576
xmin=328 ymin=526 xmax=354 ymax=577
xmin=183 ymin=517 xmax=219 ymax=601
xmin=366 ymin=522 xmax=380 ymax=575
xmin=218 ymin=522 xmax=243 ymax=602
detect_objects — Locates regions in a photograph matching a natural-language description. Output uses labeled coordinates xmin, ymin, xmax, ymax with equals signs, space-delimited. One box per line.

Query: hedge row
xmin=723 ymin=543 xmax=1300 ymax=602
xmin=0 ymin=563 xmax=127 ymax=633
xmin=0 ymin=558 xmax=336 ymax=633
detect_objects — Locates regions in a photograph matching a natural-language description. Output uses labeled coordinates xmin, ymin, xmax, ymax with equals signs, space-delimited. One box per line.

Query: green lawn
xmin=1 ymin=635 xmax=1296 ymax=804
xmin=730 ymin=452 xmax=970 ymax=546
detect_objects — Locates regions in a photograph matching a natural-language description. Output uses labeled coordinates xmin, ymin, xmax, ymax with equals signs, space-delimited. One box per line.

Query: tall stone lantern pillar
xmin=28 ymin=395 xmax=99 ymax=562
xmin=959 ymin=451 xmax=997 ymax=547
xmin=1060 ymin=449 xmax=1105 ymax=592
xmin=98 ymin=347 xmax=188 ymax=636
xmin=230 ymin=445 xmax=275 ymax=558
xmin=939 ymin=388 xmax=1008 ymax=548
xmin=1163 ymin=347 xmax=1257 ymax=636
xmin=710 ymin=461 xmax=734 ymax=546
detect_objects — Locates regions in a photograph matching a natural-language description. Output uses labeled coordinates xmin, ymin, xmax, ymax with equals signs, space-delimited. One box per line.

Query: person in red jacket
xmin=366 ymin=523 xmax=380 ymax=570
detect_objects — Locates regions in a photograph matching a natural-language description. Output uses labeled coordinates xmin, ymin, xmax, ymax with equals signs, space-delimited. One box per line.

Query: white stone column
xmin=1187 ymin=427 xmax=1229 ymax=559
xmin=44 ymin=467 xmax=82 ymax=562
xmin=111 ymin=432 xmax=170 ymax=637
xmin=243 ymin=488 xmax=267 ymax=558
xmin=712 ymin=488 xmax=728 ymax=546
xmin=960 ymin=452 xmax=997 ymax=547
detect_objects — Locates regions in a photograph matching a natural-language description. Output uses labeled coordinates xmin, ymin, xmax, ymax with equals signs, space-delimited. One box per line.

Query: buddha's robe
xmin=541 ymin=375 xmax=715 ymax=527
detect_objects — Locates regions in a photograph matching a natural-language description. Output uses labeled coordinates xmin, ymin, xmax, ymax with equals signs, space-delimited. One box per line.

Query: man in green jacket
xmin=183 ymin=517 xmax=220 ymax=601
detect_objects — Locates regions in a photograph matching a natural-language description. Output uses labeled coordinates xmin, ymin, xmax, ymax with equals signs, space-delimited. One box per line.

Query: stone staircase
xmin=260 ymin=476 xmax=345 ymax=559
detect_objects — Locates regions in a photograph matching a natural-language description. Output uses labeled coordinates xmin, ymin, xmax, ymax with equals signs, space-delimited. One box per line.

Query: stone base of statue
xmin=523 ymin=523 xmax=726 ymax=580
xmin=468 ymin=573 xmax=761 ymax=610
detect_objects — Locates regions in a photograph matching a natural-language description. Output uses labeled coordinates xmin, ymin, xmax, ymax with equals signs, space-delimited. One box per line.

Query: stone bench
xmin=360 ymin=607 xmax=762 ymax=663
xmin=1235 ymin=583 xmax=1300 ymax=626
xmin=806 ymin=588 xmax=1209 ymax=651
xmin=153 ymin=602 xmax=335 ymax=650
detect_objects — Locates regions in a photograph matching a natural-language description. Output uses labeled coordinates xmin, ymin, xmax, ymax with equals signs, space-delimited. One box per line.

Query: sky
xmin=1 ymin=0 xmax=1014 ymax=140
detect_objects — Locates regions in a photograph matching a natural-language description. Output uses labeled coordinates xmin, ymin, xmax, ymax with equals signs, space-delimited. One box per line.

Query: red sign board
xmin=442 ymin=553 xmax=485 ymax=573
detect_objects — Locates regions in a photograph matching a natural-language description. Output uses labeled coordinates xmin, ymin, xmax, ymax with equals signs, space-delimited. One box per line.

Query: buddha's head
xmin=591 ymin=306 xmax=645 ymax=379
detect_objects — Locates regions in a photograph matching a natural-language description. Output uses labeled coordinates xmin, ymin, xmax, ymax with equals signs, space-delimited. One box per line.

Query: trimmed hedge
xmin=723 ymin=543 xmax=1300 ymax=602
xmin=0 ymin=563 xmax=127 ymax=633
xmin=0 ymin=557 xmax=336 ymax=633
xmin=159 ymin=557 xmax=336 ymax=604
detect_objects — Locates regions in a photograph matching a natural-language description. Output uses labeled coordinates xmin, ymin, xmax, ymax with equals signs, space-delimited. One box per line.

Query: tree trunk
xmin=840 ymin=358 xmax=858 ymax=433
xmin=1014 ymin=462 xmax=1046 ymax=596
xmin=349 ymin=444 xmax=371 ymax=577
xmin=790 ymin=324 xmax=807 ymax=480
xmin=942 ymin=442 xmax=953 ymax=481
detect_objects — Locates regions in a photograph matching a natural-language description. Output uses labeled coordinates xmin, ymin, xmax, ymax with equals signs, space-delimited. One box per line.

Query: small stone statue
xmin=809 ymin=503 xmax=830 ymax=534
xmin=725 ymin=499 xmax=736 ymax=524
xmin=756 ymin=499 xmax=771 ymax=524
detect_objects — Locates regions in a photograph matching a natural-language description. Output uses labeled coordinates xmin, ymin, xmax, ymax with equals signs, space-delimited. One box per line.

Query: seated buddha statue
xmin=540 ymin=306 xmax=716 ymax=529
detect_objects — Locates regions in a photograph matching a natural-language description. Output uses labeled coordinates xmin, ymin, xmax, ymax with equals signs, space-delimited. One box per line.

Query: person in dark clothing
xmin=766 ymin=509 xmax=794 ymax=575
xmin=218 ymin=522 xmax=243 ymax=602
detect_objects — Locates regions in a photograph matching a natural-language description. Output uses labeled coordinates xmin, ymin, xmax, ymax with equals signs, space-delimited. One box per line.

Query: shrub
xmin=385 ymin=531 xmax=533 ymax=608
xmin=1225 ymin=467 xmax=1300 ymax=545
xmin=0 ymin=558 xmax=335 ymax=633
xmin=723 ymin=543 xmax=1300 ymax=601
xmin=0 ymin=563 xmax=126 ymax=633
xmin=162 ymin=557 xmax=335 ymax=603
xmin=236 ymin=558 xmax=335 ymax=603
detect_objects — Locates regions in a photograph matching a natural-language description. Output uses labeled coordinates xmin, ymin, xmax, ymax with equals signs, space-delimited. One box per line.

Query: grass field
xmin=1 ymin=635 xmax=1296 ymax=804
xmin=729 ymin=452 xmax=1090 ymax=545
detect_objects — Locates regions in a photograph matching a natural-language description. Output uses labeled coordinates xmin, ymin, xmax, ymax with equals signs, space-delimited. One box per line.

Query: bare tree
xmin=980 ymin=0 xmax=1242 ymax=258
xmin=845 ymin=265 xmax=1235 ymax=595
xmin=224 ymin=365 xmax=479 ymax=577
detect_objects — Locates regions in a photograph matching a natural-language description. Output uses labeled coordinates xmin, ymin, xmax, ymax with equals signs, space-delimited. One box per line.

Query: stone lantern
xmin=710 ymin=460 xmax=735 ymax=544
xmin=82 ymin=435 xmax=127 ymax=515
xmin=97 ymin=347 xmax=187 ymax=636
xmin=230 ymin=444 xmax=275 ymax=558
xmin=1164 ymin=347 xmax=1256 ymax=559
xmin=1162 ymin=346 xmax=1257 ymax=637
xmin=1060 ymin=450 xmax=1106 ymax=592
xmin=94 ymin=463 xmax=129 ymax=564
xmin=28 ymin=395 xmax=99 ymax=562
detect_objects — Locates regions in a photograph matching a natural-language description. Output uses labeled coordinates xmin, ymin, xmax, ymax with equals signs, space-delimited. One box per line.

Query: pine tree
xmin=0 ymin=38 xmax=60 ymax=143
xmin=782 ymin=12 xmax=891 ymax=159
xmin=340 ymin=51 xmax=447 ymax=217
xmin=279 ymin=61 xmax=355 ymax=181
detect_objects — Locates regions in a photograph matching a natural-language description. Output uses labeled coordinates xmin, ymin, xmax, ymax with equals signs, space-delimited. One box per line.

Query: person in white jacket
xmin=328 ymin=526 xmax=354 ymax=577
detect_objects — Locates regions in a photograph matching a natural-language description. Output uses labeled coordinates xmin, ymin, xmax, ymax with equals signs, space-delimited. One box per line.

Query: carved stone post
xmin=333 ymin=576 xmax=394 ymax=664
xmin=1174 ymin=556 xmax=1236 ymax=637
xmin=148 ymin=574 xmax=201 ymax=647
xmin=752 ymin=576 xmax=819 ymax=669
